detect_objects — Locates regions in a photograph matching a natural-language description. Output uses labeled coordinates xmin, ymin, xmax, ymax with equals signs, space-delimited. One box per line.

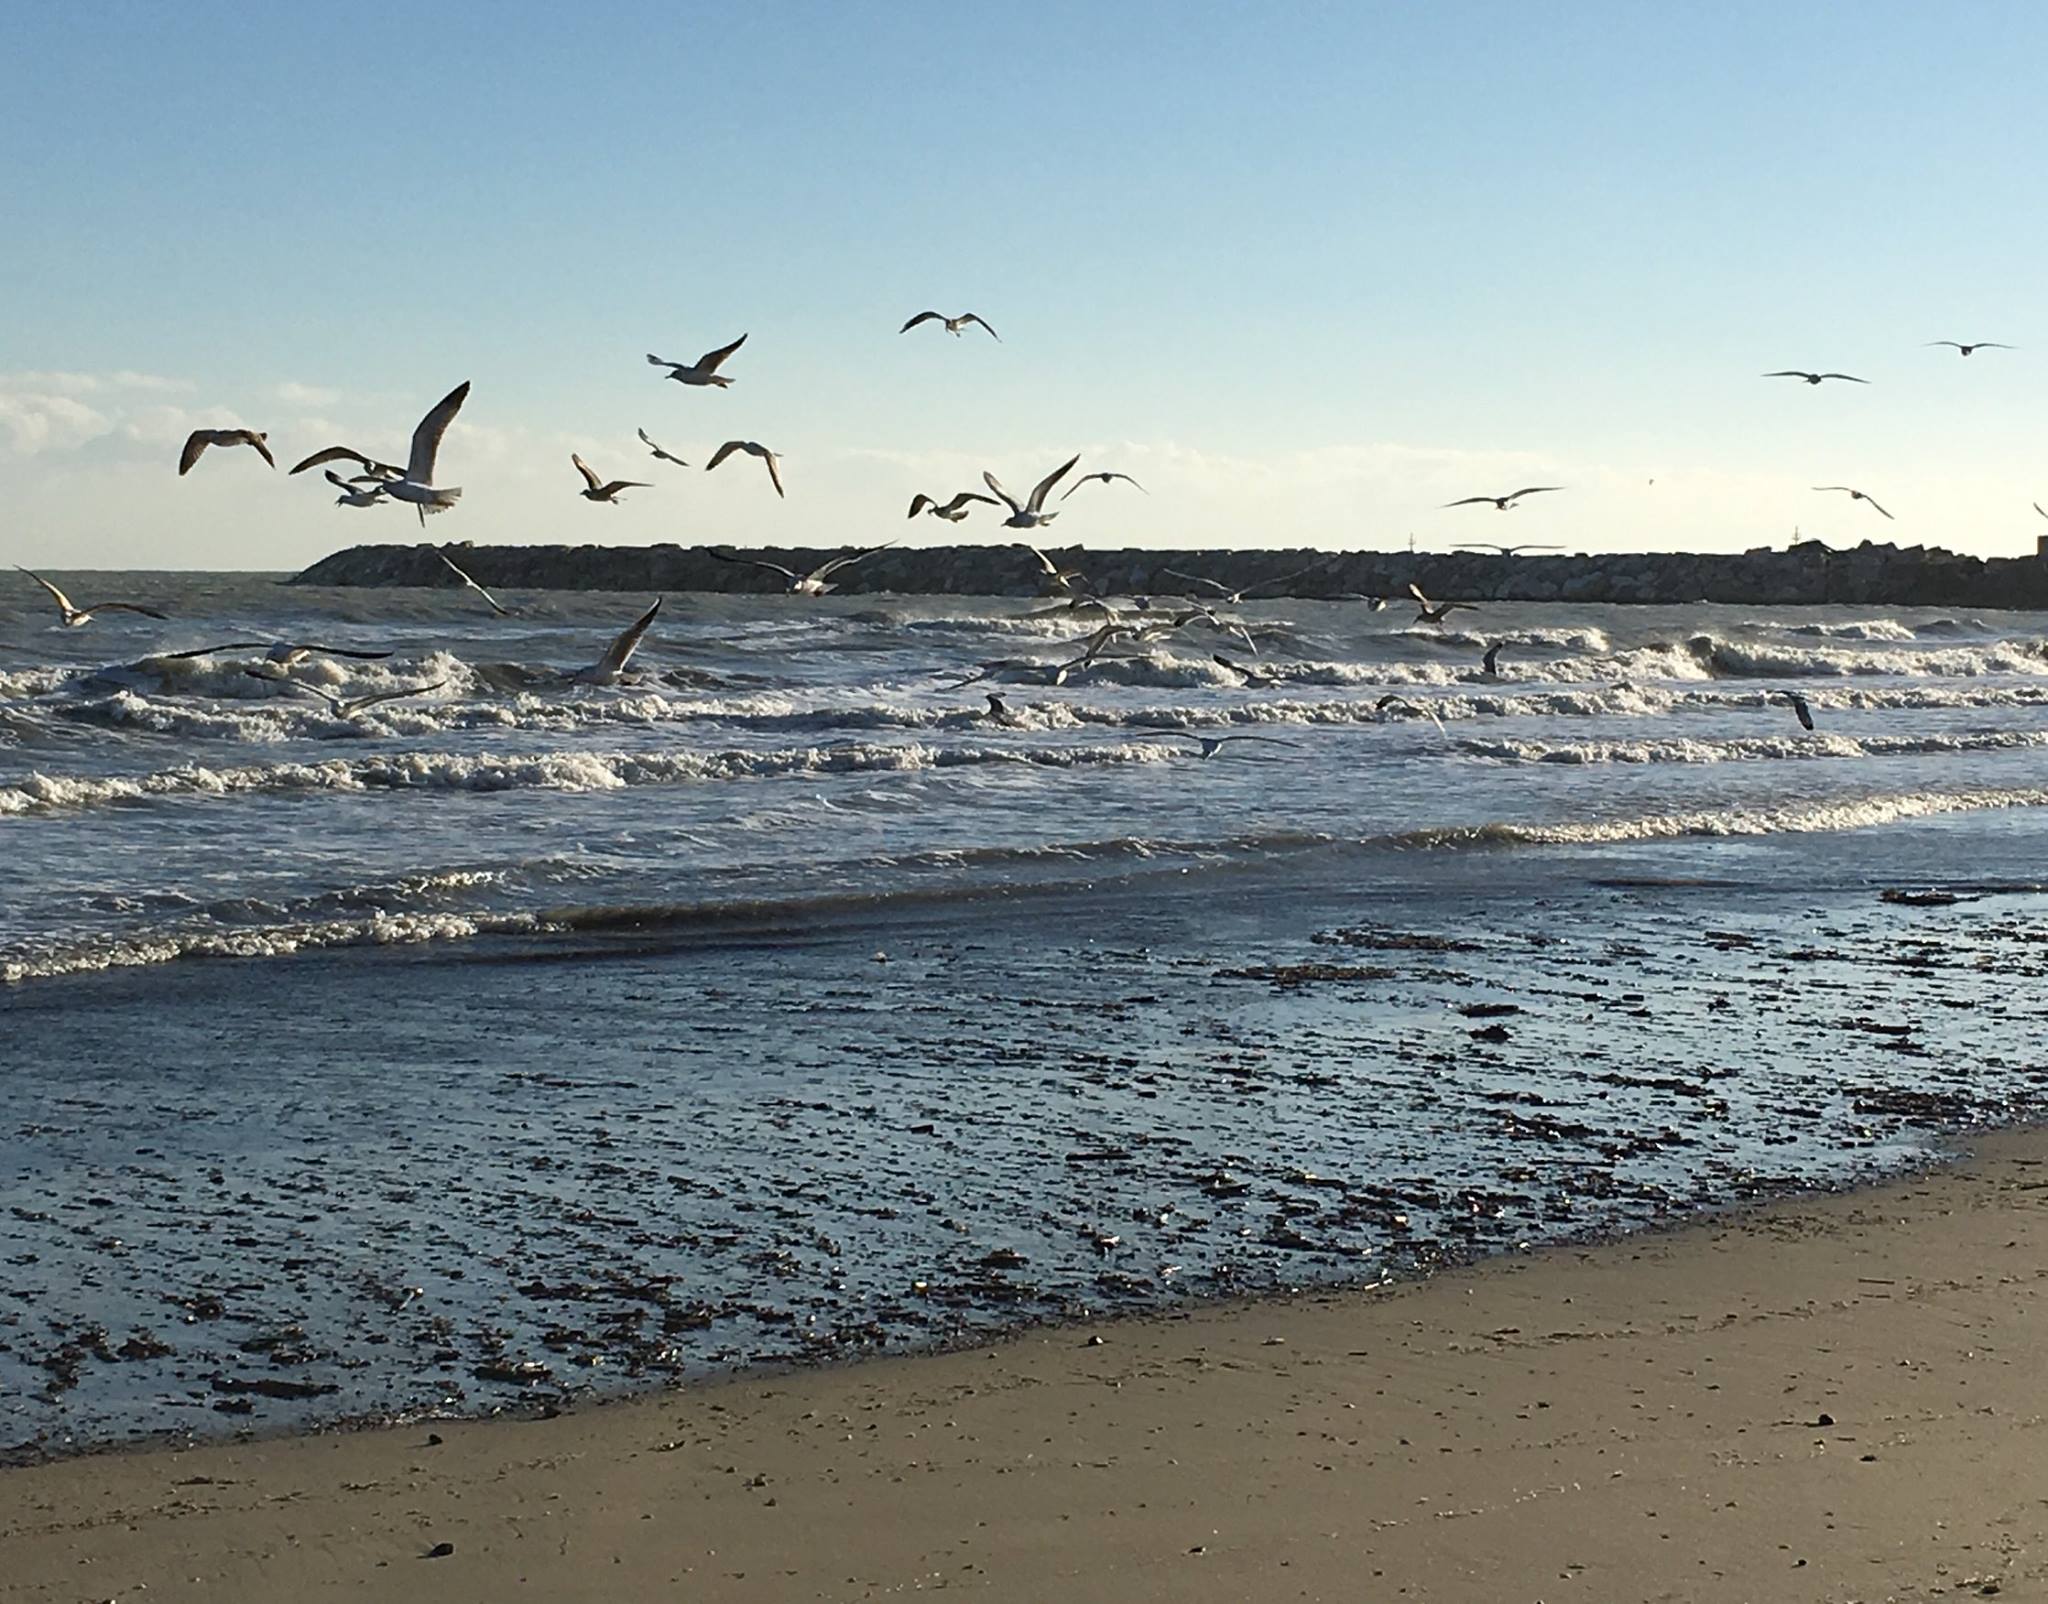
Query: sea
xmin=5 ymin=570 xmax=2048 ymax=1457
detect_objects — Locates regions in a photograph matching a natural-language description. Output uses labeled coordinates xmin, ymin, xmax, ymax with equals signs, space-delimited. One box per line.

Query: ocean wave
xmin=1458 ymin=729 xmax=2048 ymax=766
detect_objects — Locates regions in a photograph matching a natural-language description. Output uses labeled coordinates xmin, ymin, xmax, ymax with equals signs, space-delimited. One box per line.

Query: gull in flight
xmin=636 ymin=428 xmax=688 ymax=466
xmin=324 ymin=470 xmax=389 ymax=508
xmin=1375 ymin=693 xmax=1446 ymax=735
xmin=706 ymin=439 xmax=785 ymax=498
xmin=1213 ymin=653 xmax=1278 ymax=687
xmin=1143 ymin=604 xmax=1258 ymax=656
xmin=1136 ymin=727 xmax=1298 ymax=760
xmin=1481 ymin=642 xmax=1503 ymax=677
xmin=378 ymin=381 xmax=471 ymax=526
xmin=573 ymin=454 xmax=653 ymax=504
xmin=985 ymin=454 xmax=1081 ymax=529
xmin=1813 ymin=485 xmax=1893 ymax=520
xmin=1049 ymin=618 xmax=1132 ymax=685
xmin=900 ymin=311 xmax=999 ymax=341
xmin=160 ymin=640 xmax=393 ymax=666
xmin=1764 ymin=370 xmax=1869 ymax=385
xmin=289 ymin=446 xmax=404 ymax=481
xmin=908 ymin=491 xmax=997 ymax=522
xmin=648 ymin=335 xmax=747 ymax=388
xmin=16 ymin=567 xmax=168 ymax=628
xmin=248 ymin=669 xmax=446 ymax=720
xmin=1779 ymin=690 xmax=1815 ymax=731
xmin=702 ymin=540 xmax=896 ymax=595
xmin=984 ymin=691 xmax=1017 ymax=723
xmin=437 ymin=552 xmax=511 ymax=616
xmin=1455 ymin=542 xmax=1563 ymax=556
xmin=1023 ymin=544 xmax=1092 ymax=596
xmin=179 ymin=428 xmax=275 ymax=475
xmin=1926 ymin=340 xmax=2012 ymax=357
xmin=1162 ymin=564 xmax=1317 ymax=606
xmin=573 ymin=598 xmax=662 ymax=685
xmin=1059 ymin=471 xmax=1145 ymax=501
xmin=1408 ymin=582 xmax=1474 ymax=625
xmin=1442 ymin=487 xmax=1561 ymax=511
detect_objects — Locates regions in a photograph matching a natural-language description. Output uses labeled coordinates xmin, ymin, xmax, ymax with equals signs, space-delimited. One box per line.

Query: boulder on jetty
xmin=289 ymin=537 xmax=2048 ymax=610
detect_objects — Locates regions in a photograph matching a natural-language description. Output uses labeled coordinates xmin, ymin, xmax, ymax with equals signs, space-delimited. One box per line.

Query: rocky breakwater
xmin=291 ymin=537 xmax=2048 ymax=608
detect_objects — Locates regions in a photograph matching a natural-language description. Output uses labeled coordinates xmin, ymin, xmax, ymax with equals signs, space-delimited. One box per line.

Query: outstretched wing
xmin=1441 ymin=496 xmax=1496 ymax=508
xmin=1505 ymin=486 xmax=1560 ymax=500
xmin=571 ymin=453 xmax=602 ymax=492
xmin=597 ymin=599 xmax=661 ymax=677
xmin=1818 ymin=373 xmax=1869 ymax=383
xmin=939 ymin=492 xmax=997 ymax=514
xmin=1161 ymin=569 xmax=1230 ymax=596
xmin=17 ymin=567 xmax=75 ymax=615
xmin=157 ymin=641 xmax=271 ymax=660
xmin=695 ymin=333 xmax=747 ymax=372
xmin=702 ymin=546 xmax=798 ymax=583
xmin=1407 ymin=581 xmax=1432 ymax=608
xmin=245 ymin=433 xmax=276 ymax=468
xmin=636 ymin=428 xmax=687 ymax=466
xmin=437 ymin=552 xmax=510 ymax=615
xmin=340 ymin=680 xmax=446 ymax=717
xmin=982 ymin=471 xmax=1023 ymax=516
xmin=407 ymin=381 xmax=471 ymax=483
xmin=962 ymin=313 xmax=1000 ymax=341
xmin=907 ymin=494 xmax=935 ymax=519
xmin=178 ymin=431 xmax=212 ymax=475
xmin=759 ymin=448 xmax=784 ymax=498
xmin=86 ymin=601 xmax=170 ymax=620
xmin=1762 ymin=371 xmax=1815 ymax=380
xmin=899 ymin=311 xmax=943 ymax=333
xmin=1026 ymin=453 xmax=1082 ymax=513
xmin=812 ymin=540 xmax=897 ymax=581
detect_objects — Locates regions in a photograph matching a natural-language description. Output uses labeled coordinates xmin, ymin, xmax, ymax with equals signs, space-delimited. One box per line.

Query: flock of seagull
xmin=14 ymin=324 xmax=2029 ymax=738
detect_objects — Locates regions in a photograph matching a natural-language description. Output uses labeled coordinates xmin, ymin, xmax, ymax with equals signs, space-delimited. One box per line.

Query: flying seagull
xmin=908 ymin=491 xmax=997 ymax=522
xmin=1764 ymin=371 xmax=1869 ymax=385
xmin=437 ymin=551 xmax=510 ymax=616
xmin=706 ymin=439 xmax=784 ymax=498
xmin=249 ymin=670 xmax=446 ymax=720
xmin=1162 ymin=564 xmax=1316 ymax=606
xmin=1455 ymin=542 xmax=1563 ymax=556
xmin=16 ymin=567 xmax=168 ymax=628
xmin=1442 ymin=487 xmax=1562 ymax=510
xmin=573 ymin=598 xmax=662 ymax=685
xmin=324 ymin=469 xmax=388 ymax=508
xmin=647 ymin=335 xmax=747 ymax=388
xmin=1023 ymin=544 xmax=1092 ymax=596
xmin=1059 ymin=471 xmax=1146 ymax=501
xmin=1926 ymin=341 xmax=2012 ymax=356
xmin=1408 ymin=582 xmax=1474 ymax=625
xmin=1136 ymin=727 xmax=1298 ymax=760
xmin=985 ymin=454 xmax=1081 ymax=529
xmin=160 ymin=640 xmax=393 ymax=665
xmin=1779 ymin=690 xmax=1815 ymax=731
xmin=1375 ymin=693 xmax=1447 ymax=735
xmin=636 ymin=428 xmax=688 ymax=466
xmin=1813 ymin=485 xmax=1893 ymax=520
xmin=572 ymin=453 xmax=652 ymax=504
xmin=1213 ymin=653 xmax=1278 ymax=687
xmin=1049 ymin=618 xmax=1133 ymax=685
xmin=1481 ymin=642 xmax=1503 ymax=677
xmin=179 ymin=428 xmax=275 ymax=475
xmin=900 ymin=311 xmax=999 ymax=341
xmin=984 ymin=691 xmax=1016 ymax=723
xmin=1142 ymin=604 xmax=1258 ymax=656
xmin=701 ymin=540 xmax=896 ymax=596
xmin=289 ymin=445 xmax=404 ymax=480
xmin=380 ymin=381 xmax=471 ymax=526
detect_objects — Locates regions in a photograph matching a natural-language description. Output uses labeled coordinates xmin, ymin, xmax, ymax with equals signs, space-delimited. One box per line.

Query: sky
xmin=6 ymin=1 xmax=2047 ymax=569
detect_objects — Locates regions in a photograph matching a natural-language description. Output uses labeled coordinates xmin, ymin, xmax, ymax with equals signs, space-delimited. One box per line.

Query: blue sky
xmin=7 ymin=1 xmax=2046 ymax=567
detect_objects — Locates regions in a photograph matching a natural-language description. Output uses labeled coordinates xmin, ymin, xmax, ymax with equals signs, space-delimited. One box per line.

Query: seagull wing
xmin=16 ymin=567 xmax=77 ymax=615
xmin=1407 ymin=582 xmax=1433 ymax=609
xmin=289 ymin=643 xmax=395 ymax=660
xmin=85 ymin=601 xmax=170 ymax=620
xmin=1505 ymin=487 xmax=1561 ymax=500
xmin=636 ymin=428 xmax=687 ymax=466
xmin=1926 ymin=341 xmax=1965 ymax=350
xmin=406 ymin=380 xmax=470 ymax=483
xmin=1819 ymin=374 xmax=1870 ymax=383
xmin=1026 ymin=453 xmax=1082 ymax=513
xmin=646 ymin=353 xmax=683 ymax=370
xmin=178 ymin=431 xmax=212 ymax=475
xmin=596 ymin=599 xmax=661 ymax=677
xmin=437 ymin=552 xmax=509 ymax=615
xmin=1762 ymin=372 xmax=1815 ymax=380
xmin=908 ymin=494 xmax=935 ymax=519
xmin=1864 ymin=496 xmax=1894 ymax=520
xmin=601 ymin=481 xmax=653 ymax=497
xmin=900 ymin=312 xmax=943 ymax=333
xmin=155 ymin=641 xmax=273 ymax=659
xmin=339 ymin=680 xmax=446 ymax=717
xmin=243 ymin=433 xmax=276 ymax=468
xmin=695 ymin=333 xmax=747 ymax=373
xmin=1813 ymin=486 xmax=1853 ymax=494
xmin=2035 ymin=503 xmax=2047 ymax=520
xmin=962 ymin=314 xmax=1000 ymax=341
xmin=983 ymin=471 xmax=1023 ymax=517
xmin=1161 ymin=569 xmax=1230 ymax=596
xmin=702 ymin=547 xmax=798 ymax=582
xmin=289 ymin=445 xmax=377 ymax=475
xmin=759 ymin=448 xmax=784 ymax=498
xmin=939 ymin=492 xmax=997 ymax=514
xmin=323 ymin=469 xmax=352 ymax=490
xmin=811 ymin=540 xmax=897 ymax=581
xmin=1440 ymin=496 xmax=1496 ymax=508
xmin=572 ymin=453 xmax=603 ymax=492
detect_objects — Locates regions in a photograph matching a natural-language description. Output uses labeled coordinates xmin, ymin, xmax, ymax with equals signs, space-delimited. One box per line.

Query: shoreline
xmin=7 ymin=1125 xmax=2048 ymax=1601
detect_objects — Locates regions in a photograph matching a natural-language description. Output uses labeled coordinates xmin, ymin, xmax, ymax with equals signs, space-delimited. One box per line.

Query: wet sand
xmin=6 ymin=1128 xmax=2048 ymax=1601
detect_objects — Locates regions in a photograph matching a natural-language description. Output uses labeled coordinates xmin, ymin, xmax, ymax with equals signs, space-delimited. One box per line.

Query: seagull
xmin=1049 ymin=618 xmax=1132 ymax=685
xmin=1813 ymin=485 xmax=1893 ymax=520
xmin=985 ymin=455 xmax=1081 ymax=529
xmin=908 ymin=491 xmax=997 ymax=522
xmin=984 ymin=692 xmax=1015 ymax=723
xmin=1375 ymin=693 xmax=1446 ymax=735
xmin=288 ymin=446 xmax=404 ymax=480
xmin=1408 ymin=582 xmax=1474 ymax=625
xmin=1142 ymin=604 xmax=1258 ymax=656
xmin=16 ymin=567 xmax=168 ymax=628
xmin=1023 ymin=544 xmax=1092 ymax=596
xmin=900 ymin=311 xmax=999 ymax=341
xmin=1481 ymin=642 xmax=1503 ymax=677
xmin=636 ymin=428 xmax=688 ymax=467
xmin=160 ymin=640 xmax=393 ymax=666
xmin=1779 ymin=690 xmax=1815 ymax=731
xmin=1058 ymin=471 xmax=1146 ymax=501
xmin=1162 ymin=564 xmax=1316 ymax=606
xmin=1926 ymin=341 xmax=2012 ymax=357
xmin=437 ymin=552 xmax=510 ymax=616
xmin=1764 ymin=371 xmax=1869 ymax=385
xmin=706 ymin=439 xmax=785 ymax=498
xmin=1136 ymin=727 xmax=1298 ymax=760
xmin=248 ymin=669 xmax=446 ymax=719
xmin=1455 ymin=543 xmax=1564 ymax=556
xmin=647 ymin=335 xmax=747 ymax=388
xmin=324 ymin=469 xmax=388 ymax=508
xmin=1213 ymin=653 xmax=1278 ymax=687
xmin=572 ymin=454 xmax=652 ymax=504
xmin=380 ymin=381 xmax=471 ymax=526
xmin=701 ymin=541 xmax=896 ymax=596
xmin=1442 ymin=487 xmax=1561 ymax=510
xmin=179 ymin=428 xmax=275 ymax=475
xmin=573 ymin=598 xmax=662 ymax=685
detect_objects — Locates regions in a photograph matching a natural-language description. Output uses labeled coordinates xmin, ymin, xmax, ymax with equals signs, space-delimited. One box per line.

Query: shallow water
xmin=4 ymin=574 xmax=2048 ymax=1455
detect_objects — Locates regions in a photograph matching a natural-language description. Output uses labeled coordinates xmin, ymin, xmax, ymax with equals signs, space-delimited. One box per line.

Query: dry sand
xmin=6 ymin=1130 xmax=2048 ymax=1603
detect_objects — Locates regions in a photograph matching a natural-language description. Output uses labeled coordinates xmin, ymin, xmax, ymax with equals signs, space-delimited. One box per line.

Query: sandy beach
xmin=3 ymin=1128 xmax=2043 ymax=1603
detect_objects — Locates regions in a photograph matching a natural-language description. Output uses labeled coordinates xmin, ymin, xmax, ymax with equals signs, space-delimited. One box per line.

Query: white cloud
xmin=276 ymin=380 xmax=342 ymax=407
